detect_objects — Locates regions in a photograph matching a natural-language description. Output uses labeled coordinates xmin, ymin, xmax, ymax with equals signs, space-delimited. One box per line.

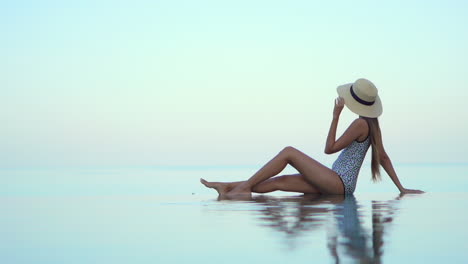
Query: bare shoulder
xmin=350 ymin=118 xmax=368 ymax=130
xmin=341 ymin=118 xmax=368 ymax=137
xmin=348 ymin=118 xmax=369 ymax=140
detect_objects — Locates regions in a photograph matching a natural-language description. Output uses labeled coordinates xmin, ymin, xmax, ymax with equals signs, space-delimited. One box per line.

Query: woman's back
xmin=332 ymin=137 xmax=371 ymax=194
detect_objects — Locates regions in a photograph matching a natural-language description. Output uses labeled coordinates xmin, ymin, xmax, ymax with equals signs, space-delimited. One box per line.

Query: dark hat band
xmin=350 ymin=85 xmax=375 ymax=106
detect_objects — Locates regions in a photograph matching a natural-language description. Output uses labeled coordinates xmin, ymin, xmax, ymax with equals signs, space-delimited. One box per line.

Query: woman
xmin=201 ymin=78 xmax=424 ymax=197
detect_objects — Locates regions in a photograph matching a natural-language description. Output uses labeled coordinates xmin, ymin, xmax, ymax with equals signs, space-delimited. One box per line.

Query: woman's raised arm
xmin=325 ymin=97 xmax=367 ymax=154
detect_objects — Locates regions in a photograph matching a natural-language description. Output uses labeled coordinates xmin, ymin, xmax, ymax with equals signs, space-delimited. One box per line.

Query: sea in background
xmin=1 ymin=163 xmax=468 ymax=263
xmin=4 ymin=1 xmax=468 ymax=263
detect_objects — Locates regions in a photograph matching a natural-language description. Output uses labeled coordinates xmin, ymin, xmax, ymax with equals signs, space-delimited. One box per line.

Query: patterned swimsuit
xmin=331 ymin=137 xmax=370 ymax=194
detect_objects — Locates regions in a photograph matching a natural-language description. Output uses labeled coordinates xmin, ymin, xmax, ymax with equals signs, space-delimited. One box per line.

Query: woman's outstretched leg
xmin=201 ymin=174 xmax=320 ymax=195
xmin=227 ymin=146 xmax=344 ymax=197
xmin=253 ymin=174 xmax=320 ymax=193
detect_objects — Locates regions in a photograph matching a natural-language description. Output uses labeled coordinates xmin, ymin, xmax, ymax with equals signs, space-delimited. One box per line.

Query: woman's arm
xmin=379 ymin=151 xmax=404 ymax=191
xmin=324 ymin=98 xmax=342 ymax=154
xmin=379 ymin=147 xmax=424 ymax=194
xmin=325 ymin=97 xmax=367 ymax=154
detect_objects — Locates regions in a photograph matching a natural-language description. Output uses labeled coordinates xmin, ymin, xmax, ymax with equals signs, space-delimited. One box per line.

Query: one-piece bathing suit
xmin=331 ymin=137 xmax=371 ymax=195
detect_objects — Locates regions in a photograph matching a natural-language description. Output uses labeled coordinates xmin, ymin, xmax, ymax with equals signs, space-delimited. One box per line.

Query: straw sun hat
xmin=337 ymin=78 xmax=383 ymax=118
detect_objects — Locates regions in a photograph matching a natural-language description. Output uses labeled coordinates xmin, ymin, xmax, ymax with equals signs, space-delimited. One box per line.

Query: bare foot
xmin=226 ymin=182 xmax=252 ymax=198
xmin=225 ymin=192 xmax=252 ymax=200
xmin=221 ymin=192 xmax=252 ymax=200
xmin=200 ymin=178 xmax=230 ymax=196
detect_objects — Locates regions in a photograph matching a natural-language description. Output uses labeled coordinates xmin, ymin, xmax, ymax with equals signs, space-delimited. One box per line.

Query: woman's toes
xmin=200 ymin=178 xmax=211 ymax=187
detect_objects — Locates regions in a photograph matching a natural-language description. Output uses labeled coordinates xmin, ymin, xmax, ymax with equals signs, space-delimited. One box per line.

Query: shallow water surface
xmin=1 ymin=165 xmax=468 ymax=263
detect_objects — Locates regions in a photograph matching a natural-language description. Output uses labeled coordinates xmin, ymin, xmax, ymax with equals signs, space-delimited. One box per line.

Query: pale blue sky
xmin=2 ymin=0 xmax=467 ymax=168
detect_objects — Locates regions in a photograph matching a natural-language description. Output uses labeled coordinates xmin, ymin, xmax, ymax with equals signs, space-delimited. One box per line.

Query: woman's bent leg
xmin=284 ymin=147 xmax=344 ymax=194
xmin=228 ymin=146 xmax=344 ymax=196
xmin=227 ymin=147 xmax=296 ymax=196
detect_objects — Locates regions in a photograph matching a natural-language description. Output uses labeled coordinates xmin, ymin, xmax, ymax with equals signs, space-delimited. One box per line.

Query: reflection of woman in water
xmin=201 ymin=79 xmax=423 ymax=197
xmin=250 ymin=195 xmax=400 ymax=262
xmin=327 ymin=196 xmax=397 ymax=263
xmin=252 ymin=194 xmax=343 ymax=239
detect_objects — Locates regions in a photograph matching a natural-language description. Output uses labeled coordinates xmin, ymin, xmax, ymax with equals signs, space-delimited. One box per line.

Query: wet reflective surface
xmin=235 ymin=194 xmax=402 ymax=263
xmin=1 ymin=165 xmax=468 ymax=263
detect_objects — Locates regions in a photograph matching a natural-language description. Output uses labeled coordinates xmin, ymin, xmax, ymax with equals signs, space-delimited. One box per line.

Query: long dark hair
xmin=362 ymin=117 xmax=382 ymax=181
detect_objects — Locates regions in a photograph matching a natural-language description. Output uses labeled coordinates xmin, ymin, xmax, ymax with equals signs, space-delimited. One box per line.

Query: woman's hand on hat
xmin=333 ymin=97 xmax=345 ymax=118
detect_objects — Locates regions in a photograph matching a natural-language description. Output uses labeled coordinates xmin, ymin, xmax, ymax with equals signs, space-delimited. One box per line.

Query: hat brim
xmin=337 ymin=83 xmax=382 ymax=118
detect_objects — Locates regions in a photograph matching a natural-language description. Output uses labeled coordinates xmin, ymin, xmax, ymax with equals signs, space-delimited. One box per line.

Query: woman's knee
xmin=280 ymin=146 xmax=302 ymax=163
xmin=280 ymin=146 xmax=298 ymax=155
